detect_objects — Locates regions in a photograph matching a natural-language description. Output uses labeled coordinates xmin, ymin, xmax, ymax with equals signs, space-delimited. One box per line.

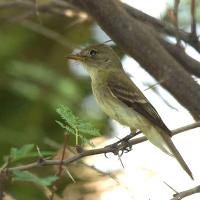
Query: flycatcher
xmin=67 ymin=44 xmax=193 ymax=179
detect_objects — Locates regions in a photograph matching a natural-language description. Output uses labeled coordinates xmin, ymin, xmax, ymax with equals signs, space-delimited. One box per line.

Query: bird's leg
xmin=131 ymin=129 xmax=142 ymax=137
xmin=122 ymin=130 xmax=142 ymax=152
xmin=104 ymin=130 xmax=142 ymax=157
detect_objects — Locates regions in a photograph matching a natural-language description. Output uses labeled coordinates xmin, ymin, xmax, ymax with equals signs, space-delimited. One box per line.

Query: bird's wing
xmin=108 ymin=74 xmax=170 ymax=133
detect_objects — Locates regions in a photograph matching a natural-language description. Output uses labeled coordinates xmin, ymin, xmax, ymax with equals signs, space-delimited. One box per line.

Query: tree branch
xmin=3 ymin=1 xmax=200 ymax=52
xmin=18 ymin=19 xmax=77 ymax=49
xmin=123 ymin=3 xmax=200 ymax=53
xmin=67 ymin=1 xmax=200 ymax=52
xmin=57 ymin=1 xmax=200 ymax=79
xmin=191 ymin=0 xmax=197 ymax=37
xmin=173 ymin=0 xmax=181 ymax=46
xmin=4 ymin=121 xmax=200 ymax=172
xmin=1 ymin=122 xmax=198 ymax=199
xmin=160 ymin=39 xmax=200 ymax=77
xmin=67 ymin=0 xmax=200 ymax=120
xmin=6 ymin=1 xmax=200 ymax=79
xmin=171 ymin=185 xmax=200 ymax=200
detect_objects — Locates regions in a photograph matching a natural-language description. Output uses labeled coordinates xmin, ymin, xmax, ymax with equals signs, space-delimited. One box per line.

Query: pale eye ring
xmin=89 ymin=49 xmax=97 ymax=57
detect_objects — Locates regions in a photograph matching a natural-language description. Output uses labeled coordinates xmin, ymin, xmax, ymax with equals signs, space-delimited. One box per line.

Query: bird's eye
xmin=89 ymin=49 xmax=97 ymax=57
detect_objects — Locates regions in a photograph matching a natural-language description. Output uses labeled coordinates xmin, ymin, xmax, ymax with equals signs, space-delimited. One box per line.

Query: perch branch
xmin=171 ymin=185 xmax=200 ymax=200
xmin=4 ymin=121 xmax=200 ymax=172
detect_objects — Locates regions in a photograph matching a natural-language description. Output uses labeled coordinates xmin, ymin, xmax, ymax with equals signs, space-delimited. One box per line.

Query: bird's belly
xmin=98 ymin=97 xmax=172 ymax=154
xmin=93 ymin=88 xmax=142 ymax=129
xmin=104 ymin=101 xmax=141 ymax=128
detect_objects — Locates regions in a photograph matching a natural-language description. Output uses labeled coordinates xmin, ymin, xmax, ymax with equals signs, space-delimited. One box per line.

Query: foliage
xmin=0 ymin=0 xmax=198 ymax=199
xmin=56 ymin=105 xmax=101 ymax=146
xmin=12 ymin=170 xmax=58 ymax=187
xmin=3 ymin=144 xmax=53 ymax=163
xmin=163 ymin=0 xmax=200 ymax=27
xmin=1 ymin=105 xmax=101 ymax=198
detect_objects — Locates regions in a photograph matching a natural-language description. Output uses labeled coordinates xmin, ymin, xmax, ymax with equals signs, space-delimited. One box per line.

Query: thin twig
xmin=144 ymin=79 xmax=165 ymax=91
xmin=58 ymin=134 xmax=68 ymax=174
xmin=0 ymin=173 xmax=5 ymax=200
xmin=123 ymin=3 xmax=200 ymax=52
xmin=18 ymin=20 xmax=77 ymax=49
xmin=79 ymin=162 xmax=120 ymax=184
xmin=44 ymin=138 xmax=121 ymax=185
xmin=0 ymin=1 xmax=18 ymax=8
xmin=144 ymin=81 xmax=179 ymax=111
xmin=5 ymin=121 xmax=200 ymax=172
xmin=49 ymin=134 xmax=68 ymax=200
xmin=2 ymin=0 xmax=200 ymax=52
xmin=163 ymin=181 xmax=179 ymax=194
xmin=173 ymin=0 xmax=181 ymax=46
xmin=34 ymin=0 xmax=42 ymax=24
xmin=67 ymin=146 xmax=121 ymax=184
xmin=159 ymin=38 xmax=200 ymax=77
xmin=191 ymin=0 xmax=197 ymax=37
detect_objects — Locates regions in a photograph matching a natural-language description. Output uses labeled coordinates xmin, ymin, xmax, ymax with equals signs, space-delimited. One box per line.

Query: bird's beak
xmin=66 ymin=54 xmax=84 ymax=61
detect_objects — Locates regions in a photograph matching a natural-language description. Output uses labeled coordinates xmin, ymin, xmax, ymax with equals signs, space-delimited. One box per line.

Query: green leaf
xmin=9 ymin=144 xmax=34 ymax=162
xmin=77 ymin=121 xmax=101 ymax=136
xmin=56 ymin=105 xmax=101 ymax=146
xmin=12 ymin=170 xmax=58 ymax=186
xmin=4 ymin=144 xmax=54 ymax=163
xmin=55 ymin=120 xmax=76 ymax=134
xmin=56 ymin=105 xmax=78 ymax=129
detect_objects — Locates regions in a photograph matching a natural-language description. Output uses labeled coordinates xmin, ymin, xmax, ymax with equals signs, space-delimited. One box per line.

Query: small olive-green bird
xmin=67 ymin=44 xmax=193 ymax=179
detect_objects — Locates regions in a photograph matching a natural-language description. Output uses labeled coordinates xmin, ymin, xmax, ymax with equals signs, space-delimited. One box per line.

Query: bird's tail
xmin=144 ymin=127 xmax=193 ymax=180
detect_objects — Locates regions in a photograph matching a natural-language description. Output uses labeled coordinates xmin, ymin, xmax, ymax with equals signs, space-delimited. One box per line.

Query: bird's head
xmin=66 ymin=44 xmax=122 ymax=75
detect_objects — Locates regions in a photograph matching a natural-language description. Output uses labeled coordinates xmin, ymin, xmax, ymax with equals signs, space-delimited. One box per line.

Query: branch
xmin=49 ymin=134 xmax=68 ymax=200
xmin=5 ymin=121 xmax=200 ymax=172
xmin=0 ymin=1 xmax=19 ymax=8
xmin=3 ymin=1 xmax=200 ymax=77
xmin=3 ymin=1 xmax=200 ymax=52
xmin=171 ymin=185 xmax=200 ymax=200
xmin=18 ymin=19 xmax=77 ymax=49
xmin=173 ymin=0 xmax=181 ymax=46
xmin=1 ymin=122 xmax=199 ymax=199
xmin=123 ymin=3 xmax=200 ymax=53
xmin=44 ymin=138 xmax=121 ymax=185
xmin=191 ymin=0 xmax=197 ymax=37
xmin=160 ymin=39 xmax=200 ymax=77
xmin=68 ymin=0 xmax=200 ymax=52
xmin=68 ymin=0 xmax=200 ymax=120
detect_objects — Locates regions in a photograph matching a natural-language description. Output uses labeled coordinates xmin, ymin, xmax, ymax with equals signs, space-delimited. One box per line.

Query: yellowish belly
xmin=92 ymin=83 xmax=143 ymax=130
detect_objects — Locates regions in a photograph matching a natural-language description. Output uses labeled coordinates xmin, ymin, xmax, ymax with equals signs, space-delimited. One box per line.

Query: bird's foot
xmin=104 ymin=131 xmax=140 ymax=158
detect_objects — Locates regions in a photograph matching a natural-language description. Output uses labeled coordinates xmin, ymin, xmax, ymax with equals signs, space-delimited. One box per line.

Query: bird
xmin=67 ymin=43 xmax=193 ymax=179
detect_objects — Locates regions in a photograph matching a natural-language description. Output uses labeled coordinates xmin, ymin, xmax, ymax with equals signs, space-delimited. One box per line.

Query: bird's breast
xmin=91 ymin=81 xmax=142 ymax=128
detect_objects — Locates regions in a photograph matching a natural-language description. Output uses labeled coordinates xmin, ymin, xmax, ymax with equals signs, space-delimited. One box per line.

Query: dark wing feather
xmin=108 ymin=78 xmax=171 ymax=133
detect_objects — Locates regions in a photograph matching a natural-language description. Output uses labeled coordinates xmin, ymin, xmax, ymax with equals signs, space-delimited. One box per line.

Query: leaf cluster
xmin=2 ymin=144 xmax=56 ymax=187
xmin=56 ymin=105 xmax=101 ymax=146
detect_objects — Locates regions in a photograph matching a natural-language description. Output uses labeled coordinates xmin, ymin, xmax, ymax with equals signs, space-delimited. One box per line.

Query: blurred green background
xmin=0 ymin=4 xmax=110 ymax=199
xmin=0 ymin=0 xmax=199 ymax=199
xmin=0 ymin=7 xmax=108 ymax=154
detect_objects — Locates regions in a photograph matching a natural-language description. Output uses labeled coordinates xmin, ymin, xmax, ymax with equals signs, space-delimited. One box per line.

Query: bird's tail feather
xmin=143 ymin=127 xmax=193 ymax=180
